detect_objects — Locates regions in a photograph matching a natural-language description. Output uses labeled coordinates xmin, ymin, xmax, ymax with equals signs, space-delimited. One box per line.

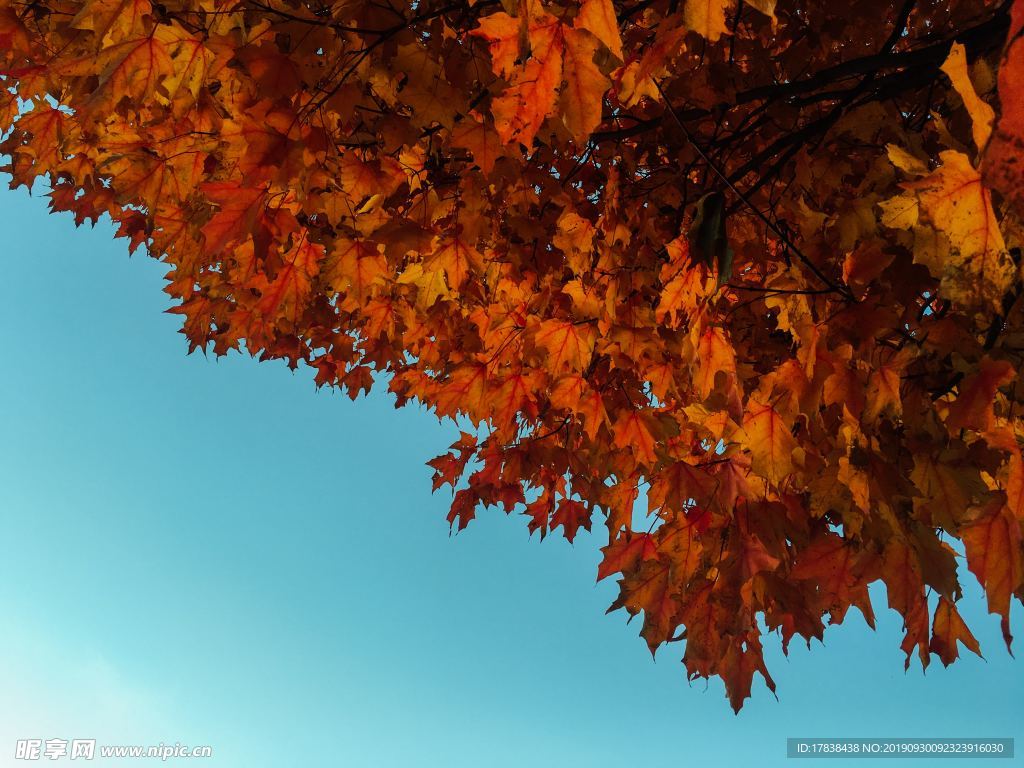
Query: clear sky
xmin=0 ymin=185 xmax=1021 ymax=768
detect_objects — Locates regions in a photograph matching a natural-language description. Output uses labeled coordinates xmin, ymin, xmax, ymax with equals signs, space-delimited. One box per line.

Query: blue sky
xmin=0 ymin=185 xmax=1020 ymax=768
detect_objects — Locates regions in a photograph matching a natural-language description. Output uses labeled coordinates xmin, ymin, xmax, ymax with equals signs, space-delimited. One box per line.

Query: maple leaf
xmin=450 ymin=114 xmax=504 ymax=175
xmin=685 ymin=0 xmax=731 ymax=41
xmin=549 ymin=373 xmax=608 ymax=438
xmin=883 ymin=150 xmax=1016 ymax=311
xmin=657 ymin=263 xmax=706 ymax=328
xmin=930 ymin=597 xmax=983 ymax=667
xmin=655 ymin=509 xmax=706 ymax=583
xmin=881 ymin=539 xmax=930 ymax=669
xmin=609 ymin=557 xmax=680 ymax=652
xmin=863 ymin=349 xmax=912 ymax=422
xmin=491 ymin=368 xmax=544 ymax=431
xmin=692 ymin=325 xmax=736 ymax=400
xmin=648 ymin=459 xmax=719 ymax=514
xmin=720 ymin=632 xmax=776 ymax=713
xmin=940 ymin=42 xmax=995 ymax=152
xmin=560 ymin=28 xmax=610 ymax=143
xmin=613 ymin=409 xmax=659 ymax=468
xmin=945 ymin=357 xmax=1016 ymax=434
xmin=982 ymin=0 xmax=1024 ymax=217
xmin=598 ymin=531 xmax=657 ymax=581
xmin=615 ymin=19 xmax=686 ymax=106
xmin=484 ymin=12 xmax=565 ymax=147
xmin=252 ymin=235 xmax=324 ymax=327
xmin=551 ymin=498 xmax=592 ymax=542
xmin=962 ymin=500 xmax=1023 ymax=649
xmin=0 ymin=5 xmax=29 ymax=54
xmin=201 ymin=183 xmax=268 ymax=255
xmin=742 ymin=398 xmax=798 ymax=485
xmin=791 ymin=531 xmax=878 ymax=626
xmin=575 ymin=0 xmax=624 ymax=60
xmin=433 ymin=364 xmax=491 ymax=424
xmin=910 ymin=451 xmax=986 ymax=529
xmin=532 ymin=319 xmax=596 ymax=372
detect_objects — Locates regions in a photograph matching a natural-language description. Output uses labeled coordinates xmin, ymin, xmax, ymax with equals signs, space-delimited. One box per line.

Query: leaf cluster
xmin=2 ymin=0 xmax=1023 ymax=709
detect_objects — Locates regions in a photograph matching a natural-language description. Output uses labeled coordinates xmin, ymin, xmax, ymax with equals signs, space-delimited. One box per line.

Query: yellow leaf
xmin=837 ymin=455 xmax=870 ymax=512
xmin=560 ymin=28 xmax=610 ymax=143
xmin=743 ymin=398 xmax=797 ymax=485
xmin=886 ymin=143 xmax=928 ymax=176
xmin=87 ymin=27 xmax=174 ymax=104
xmin=575 ymin=0 xmax=623 ymax=60
xmin=426 ymin=237 xmax=484 ymax=289
xmin=891 ymin=151 xmax=1015 ymax=311
xmin=397 ymin=262 xmax=451 ymax=307
xmin=941 ymin=42 xmax=995 ymax=151
xmin=863 ymin=352 xmax=910 ymax=422
xmin=554 ymin=210 xmax=596 ymax=274
xmin=910 ymin=224 xmax=949 ymax=278
xmin=685 ymin=0 xmax=732 ymax=42
xmin=877 ymin=192 xmax=919 ymax=230
xmin=70 ymin=0 xmax=152 ymax=45
xmin=160 ymin=28 xmax=215 ymax=107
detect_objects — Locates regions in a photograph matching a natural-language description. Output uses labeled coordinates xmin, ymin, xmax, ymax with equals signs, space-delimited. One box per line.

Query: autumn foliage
xmin=3 ymin=0 xmax=1024 ymax=710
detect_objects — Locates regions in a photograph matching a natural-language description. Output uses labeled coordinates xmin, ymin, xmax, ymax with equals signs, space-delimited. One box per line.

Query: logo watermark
xmin=14 ymin=739 xmax=212 ymax=761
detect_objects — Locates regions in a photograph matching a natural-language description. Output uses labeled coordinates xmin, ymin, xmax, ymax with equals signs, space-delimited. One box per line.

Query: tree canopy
xmin=2 ymin=0 xmax=1023 ymax=710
